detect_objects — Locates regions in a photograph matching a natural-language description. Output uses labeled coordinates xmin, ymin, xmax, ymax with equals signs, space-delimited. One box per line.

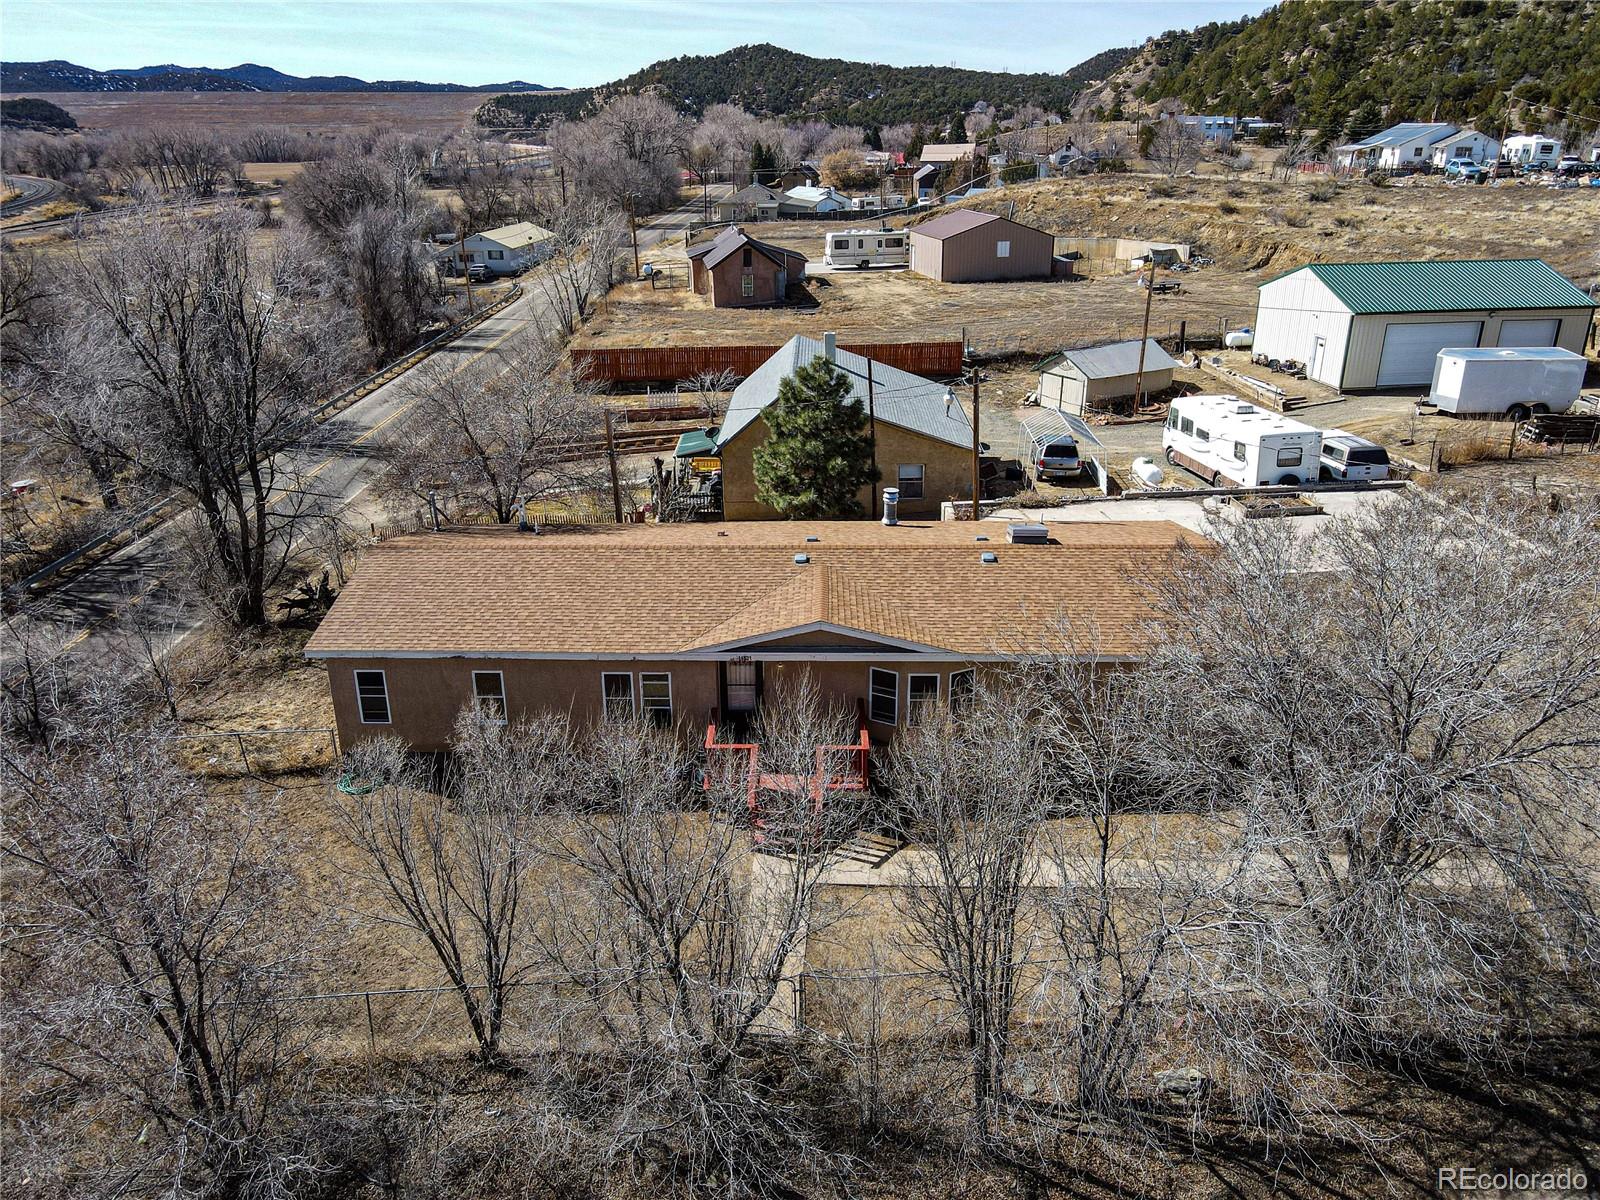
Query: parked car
xmin=1444 ymin=160 xmax=1484 ymax=181
xmin=1556 ymin=154 xmax=1584 ymax=176
xmin=1018 ymin=414 xmax=1086 ymax=484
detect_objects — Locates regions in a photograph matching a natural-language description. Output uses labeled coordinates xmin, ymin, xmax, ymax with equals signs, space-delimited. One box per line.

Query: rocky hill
xmin=0 ymin=96 xmax=78 ymax=130
xmin=0 ymin=60 xmax=554 ymax=94
xmin=1088 ymin=0 xmax=1600 ymax=139
xmin=478 ymin=42 xmax=1135 ymax=129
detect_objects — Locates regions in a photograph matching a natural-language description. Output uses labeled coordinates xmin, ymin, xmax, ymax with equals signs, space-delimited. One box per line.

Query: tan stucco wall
xmin=720 ymin=416 xmax=971 ymax=521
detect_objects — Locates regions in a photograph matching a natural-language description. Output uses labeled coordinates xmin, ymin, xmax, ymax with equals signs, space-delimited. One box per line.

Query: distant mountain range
xmin=0 ymin=60 xmax=556 ymax=94
xmin=478 ymin=42 xmax=1136 ymax=129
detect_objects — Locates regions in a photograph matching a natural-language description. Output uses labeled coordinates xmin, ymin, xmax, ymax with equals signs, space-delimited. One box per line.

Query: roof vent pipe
xmin=980 ymin=551 xmax=998 ymax=564
xmin=881 ymin=486 xmax=899 ymax=526
xmin=794 ymin=553 xmax=810 ymax=564
xmin=823 ymin=331 xmax=837 ymax=361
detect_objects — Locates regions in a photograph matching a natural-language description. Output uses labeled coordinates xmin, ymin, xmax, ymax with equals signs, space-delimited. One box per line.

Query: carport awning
xmin=674 ymin=428 xmax=720 ymax=459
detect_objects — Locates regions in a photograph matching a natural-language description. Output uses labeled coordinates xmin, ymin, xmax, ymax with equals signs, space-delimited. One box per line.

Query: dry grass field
xmin=579 ymin=173 xmax=1600 ymax=361
xmin=6 ymin=90 xmax=490 ymax=135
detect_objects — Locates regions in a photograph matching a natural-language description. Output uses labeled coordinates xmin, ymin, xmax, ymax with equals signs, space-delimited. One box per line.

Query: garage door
xmin=1498 ymin=317 xmax=1560 ymax=347
xmin=1376 ymin=320 xmax=1483 ymax=387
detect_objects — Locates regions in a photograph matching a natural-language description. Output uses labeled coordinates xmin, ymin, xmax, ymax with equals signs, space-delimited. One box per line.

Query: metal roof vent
xmin=794 ymin=553 xmax=810 ymax=564
xmin=804 ymin=535 xmax=820 ymax=542
xmin=1007 ymin=522 xmax=1050 ymax=545
xmin=980 ymin=551 xmax=998 ymax=564
xmin=974 ymin=535 xmax=989 ymax=542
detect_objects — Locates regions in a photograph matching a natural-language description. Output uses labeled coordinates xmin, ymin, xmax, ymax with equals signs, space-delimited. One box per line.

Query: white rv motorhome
xmin=823 ymin=229 xmax=910 ymax=268
xmin=1163 ymin=394 xmax=1322 ymax=487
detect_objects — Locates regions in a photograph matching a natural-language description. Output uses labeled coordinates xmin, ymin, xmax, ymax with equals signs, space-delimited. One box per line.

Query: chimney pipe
xmin=881 ymin=487 xmax=899 ymax=526
xmin=823 ymin=331 xmax=837 ymax=362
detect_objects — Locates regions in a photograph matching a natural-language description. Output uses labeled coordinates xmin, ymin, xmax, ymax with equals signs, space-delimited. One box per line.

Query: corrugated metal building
xmin=1037 ymin=339 xmax=1180 ymax=413
xmin=1252 ymin=259 xmax=1596 ymax=391
xmin=908 ymin=210 xmax=1054 ymax=283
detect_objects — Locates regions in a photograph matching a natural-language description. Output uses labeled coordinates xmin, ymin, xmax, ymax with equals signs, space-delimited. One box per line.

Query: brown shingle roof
xmin=304 ymin=521 xmax=1202 ymax=660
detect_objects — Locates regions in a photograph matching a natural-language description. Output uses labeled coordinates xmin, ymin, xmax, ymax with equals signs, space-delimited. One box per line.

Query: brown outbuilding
xmin=908 ymin=209 xmax=1055 ymax=283
xmin=687 ymin=227 xmax=808 ymax=308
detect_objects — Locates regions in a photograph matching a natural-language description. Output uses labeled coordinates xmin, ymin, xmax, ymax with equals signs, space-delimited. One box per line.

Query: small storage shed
xmin=908 ymin=210 xmax=1054 ymax=283
xmin=1037 ymin=339 xmax=1179 ymax=413
xmin=1251 ymin=259 xmax=1596 ymax=391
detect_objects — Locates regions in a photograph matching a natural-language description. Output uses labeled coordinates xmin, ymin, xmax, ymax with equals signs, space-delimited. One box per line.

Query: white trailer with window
xmin=1163 ymin=394 xmax=1322 ymax=487
xmin=823 ymin=229 xmax=909 ymax=268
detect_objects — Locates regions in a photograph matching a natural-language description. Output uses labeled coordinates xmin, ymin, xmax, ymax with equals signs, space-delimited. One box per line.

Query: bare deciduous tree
xmin=524 ymin=197 xmax=627 ymax=337
xmin=1147 ymin=116 xmax=1204 ymax=177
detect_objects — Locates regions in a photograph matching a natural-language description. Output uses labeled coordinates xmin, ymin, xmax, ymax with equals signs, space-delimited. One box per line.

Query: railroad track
xmin=0 ymin=174 xmax=60 ymax=217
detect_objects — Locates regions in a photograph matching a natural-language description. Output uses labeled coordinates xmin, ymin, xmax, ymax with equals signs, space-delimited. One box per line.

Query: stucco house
xmin=1251 ymin=258 xmax=1596 ymax=391
xmin=1427 ymin=129 xmax=1499 ymax=168
xmin=446 ymin=220 xmax=555 ymax=276
xmin=1335 ymin=122 xmax=1457 ymax=172
xmin=686 ymin=227 xmax=807 ymax=308
xmin=305 ymin=519 xmax=1199 ymax=753
xmin=715 ymin=333 xmax=974 ymax=520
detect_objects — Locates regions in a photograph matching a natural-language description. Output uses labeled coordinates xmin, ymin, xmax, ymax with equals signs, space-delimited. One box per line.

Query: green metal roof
xmin=1271 ymin=259 xmax=1596 ymax=314
xmin=673 ymin=428 xmax=720 ymax=459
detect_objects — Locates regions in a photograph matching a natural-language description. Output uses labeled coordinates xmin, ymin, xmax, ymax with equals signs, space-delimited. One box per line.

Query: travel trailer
xmin=1163 ymin=395 xmax=1322 ymax=487
xmin=823 ymin=229 xmax=910 ymax=268
xmin=1501 ymin=135 xmax=1562 ymax=169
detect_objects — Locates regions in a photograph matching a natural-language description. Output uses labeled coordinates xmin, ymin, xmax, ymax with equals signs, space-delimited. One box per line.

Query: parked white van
xmin=823 ymin=229 xmax=909 ymax=268
xmin=1163 ymin=394 xmax=1322 ymax=487
xmin=1318 ymin=428 xmax=1391 ymax=481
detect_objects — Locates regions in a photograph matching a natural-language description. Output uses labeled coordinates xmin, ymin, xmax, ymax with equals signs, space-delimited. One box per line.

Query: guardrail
xmin=7 ymin=285 xmax=524 ymax=600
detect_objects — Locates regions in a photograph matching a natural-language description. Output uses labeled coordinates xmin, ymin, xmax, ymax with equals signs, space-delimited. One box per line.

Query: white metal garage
xmin=1498 ymin=317 xmax=1560 ymax=346
xmin=1375 ymin=320 xmax=1482 ymax=387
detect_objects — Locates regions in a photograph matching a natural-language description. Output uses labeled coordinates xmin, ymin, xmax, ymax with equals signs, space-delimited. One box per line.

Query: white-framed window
xmin=487 ymin=249 xmax=505 ymax=260
xmin=995 ymin=239 xmax=1011 ymax=258
xmin=601 ymin=672 xmax=635 ymax=720
xmin=741 ymin=274 xmax=755 ymax=297
xmin=1276 ymin=447 xmax=1303 ymax=467
xmin=354 ymin=670 xmax=391 ymax=725
xmin=868 ymin=668 xmax=898 ymax=725
xmin=472 ymin=670 xmax=507 ymax=724
xmin=949 ymin=668 xmax=976 ymax=711
xmin=640 ymin=672 xmax=673 ymax=724
xmin=907 ymin=674 xmax=940 ymax=723
xmin=897 ymin=463 xmax=925 ymax=500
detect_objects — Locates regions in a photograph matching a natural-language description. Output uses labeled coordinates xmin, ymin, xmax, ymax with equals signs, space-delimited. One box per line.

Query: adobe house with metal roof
xmin=908 ymin=210 xmax=1055 ymax=283
xmin=304 ymin=519 xmax=1200 ymax=754
xmin=715 ymin=333 xmax=973 ymax=520
xmin=1251 ymin=259 xmax=1596 ymax=391
xmin=686 ymin=227 xmax=807 ymax=308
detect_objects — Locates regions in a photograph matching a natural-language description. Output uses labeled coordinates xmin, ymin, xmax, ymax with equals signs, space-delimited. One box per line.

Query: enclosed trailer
xmin=1428 ymin=347 xmax=1587 ymax=418
xmin=1163 ymin=394 xmax=1322 ymax=487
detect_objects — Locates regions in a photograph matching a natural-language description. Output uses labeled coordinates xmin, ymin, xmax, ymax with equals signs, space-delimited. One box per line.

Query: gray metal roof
xmin=1345 ymin=122 xmax=1456 ymax=150
xmin=716 ymin=336 xmax=971 ymax=451
xmin=1048 ymin=338 xmax=1179 ymax=379
xmin=688 ymin=226 xmax=807 ymax=271
xmin=724 ymin=184 xmax=780 ymax=204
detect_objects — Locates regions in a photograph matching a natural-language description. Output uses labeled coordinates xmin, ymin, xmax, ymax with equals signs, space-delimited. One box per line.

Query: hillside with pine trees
xmin=1118 ymin=0 xmax=1599 ymax=141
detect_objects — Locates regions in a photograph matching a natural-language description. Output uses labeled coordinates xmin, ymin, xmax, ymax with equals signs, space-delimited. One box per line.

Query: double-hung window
xmin=897 ymin=463 xmax=925 ymax=500
xmin=355 ymin=670 xmax=390 ymax=724
xmin=949 ymin=668 xmax=976 ymax=711
xmin=488 ymin=249 xmax=504 ymax=260
xmin=906 ymin=674 xmax=940 ymax=724
xmin=741 ymin=274 xmax=755 ymax=297
xmin=472 ymin=671 xmax=507 ymax=724
xmin=640 ymin=672 xmax=673 ymax=724
xmin=601 ymin=672 xmax=635 ymax=720
xmin=868 ymin=668 xmax=898 ymax=725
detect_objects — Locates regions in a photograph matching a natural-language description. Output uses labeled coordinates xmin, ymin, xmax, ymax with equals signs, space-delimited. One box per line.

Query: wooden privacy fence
xmin=573 ymin=341 xmax=966 ymax=385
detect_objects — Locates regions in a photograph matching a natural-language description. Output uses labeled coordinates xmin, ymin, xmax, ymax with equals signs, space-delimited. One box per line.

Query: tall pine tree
xmin=753 ymin=356 xmax=880 ymax=519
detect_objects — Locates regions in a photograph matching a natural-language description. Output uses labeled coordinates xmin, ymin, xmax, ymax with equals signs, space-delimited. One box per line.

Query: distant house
xmin=772 ymin=164 xmax=820 ymax=191
xmin=1252 ymin=258 xmax=1596 ymax=390
xmin=907 ymin=209 xmax=1054 ymax=283
xmin=1428 ymin=129 xmax=1499 ymax=168
xmin=779 ymin=185 xmax=851 ymax=215
xmin=715 ymin=183 xmax=782 ymax=223
xmin=715 ymin=333 xmax=974 ymax=520
xmin=1036 ymin=339 xmax=1180 ymax=414
xmin=1335 ymin=122 xmax=1457 ymax=172
xmin=919 ymin=142 xmax=982 ymax=167
xmin=1175 ymin=114 xmax=1237 ymax=143
xmin=447 ymin=220 xmax=555 ymax=276
xmin=305 ymin=518 xmax=1198 ymax=752
xmin=686 ymin=227 xmax=807 ymax=309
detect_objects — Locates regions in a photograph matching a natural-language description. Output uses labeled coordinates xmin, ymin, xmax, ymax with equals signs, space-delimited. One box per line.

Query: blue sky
xmin=3 ymin=0 xmax=1268 ymax=87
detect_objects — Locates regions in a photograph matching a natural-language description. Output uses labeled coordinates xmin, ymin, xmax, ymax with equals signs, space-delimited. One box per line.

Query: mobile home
xmin=1163 ymin=395 xmax=1322 ymax=487
xmin=823 ymin=229 xmax=910 ymax=268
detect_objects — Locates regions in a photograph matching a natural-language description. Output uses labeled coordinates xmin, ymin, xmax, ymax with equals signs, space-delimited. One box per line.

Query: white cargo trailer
xmin=1428 ymin=347 xmax=1587 ymax=418
xmin=1163 ymin=394 xmax=1322 ymax=487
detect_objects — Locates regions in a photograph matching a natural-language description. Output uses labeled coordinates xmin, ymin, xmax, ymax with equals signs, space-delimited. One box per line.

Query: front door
xmin=726 ymin=659 xmax=759 ymax=714
xmin=1310 ymin=336 xmax=1327 ymax=382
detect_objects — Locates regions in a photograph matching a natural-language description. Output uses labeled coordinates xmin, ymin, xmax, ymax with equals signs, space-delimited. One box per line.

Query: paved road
xmin=3 ymin=188 xmax=726 ymax=678
xmin=1 ymin=174 xmax=61 ymax=218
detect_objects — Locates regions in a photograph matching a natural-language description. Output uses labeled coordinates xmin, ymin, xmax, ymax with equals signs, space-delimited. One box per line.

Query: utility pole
xmin=969 ymin=368 xmax=981 ymax=521
xmin=457 ymin=228 xmax=475 ymax=313
xmin=867 ymin=359 xmax=879 ymax=519
xmin=558 ymin=163 xmax=568 ymax=204
xmin=1132 ymin=256 xmax=1156 ymax=411
xmin=604 ymin=409 xmax=623 ymax=522
xmin=1495 ymin=91 xmax=1514 ymax=180
xmin=627 ymin=196 xmax=641 ymax=277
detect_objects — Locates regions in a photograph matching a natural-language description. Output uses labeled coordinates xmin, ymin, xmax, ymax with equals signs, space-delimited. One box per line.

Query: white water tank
xmin=1132 ymin=457 xmax=1164 ymax=486
xmin=1224 ymin=327 xmax=1254 ymax=349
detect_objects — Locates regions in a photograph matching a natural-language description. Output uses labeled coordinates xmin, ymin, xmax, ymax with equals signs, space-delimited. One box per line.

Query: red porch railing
xmin=703 ymin=704 xmax=870 ymax=839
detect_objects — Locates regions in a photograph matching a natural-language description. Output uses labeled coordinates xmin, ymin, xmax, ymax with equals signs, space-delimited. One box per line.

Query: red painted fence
xmin=573 ymin=341 xmax=965 ymax=384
